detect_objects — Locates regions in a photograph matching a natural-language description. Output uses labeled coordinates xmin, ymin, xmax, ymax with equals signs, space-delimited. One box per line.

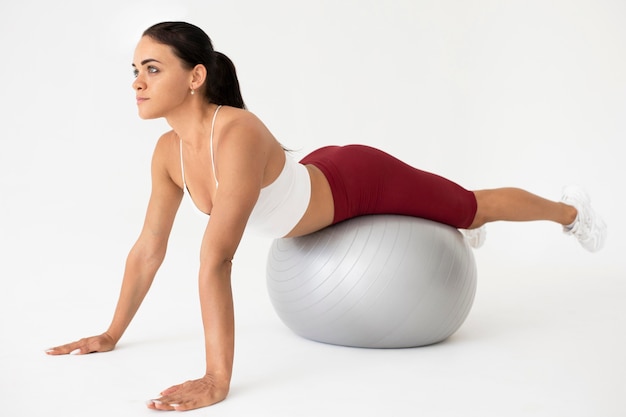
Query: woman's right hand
xmin=45 ymin=332 xmax=116 ymax=356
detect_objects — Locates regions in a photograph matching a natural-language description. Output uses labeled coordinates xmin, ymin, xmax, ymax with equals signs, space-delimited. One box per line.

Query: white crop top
xmin=180 ymin=106 xmax=311 ymax=238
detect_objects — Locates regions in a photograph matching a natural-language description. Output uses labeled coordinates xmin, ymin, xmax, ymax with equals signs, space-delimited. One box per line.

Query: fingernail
xmin=70 ymin=349 xmax=81 ymax=355
xmin=45 ymin=349 xmax=54 ymax=353
xmin=152 ymin=400 xmax=162 ymax=405
xmin=171 ymin=404 xmax=180 ymax=408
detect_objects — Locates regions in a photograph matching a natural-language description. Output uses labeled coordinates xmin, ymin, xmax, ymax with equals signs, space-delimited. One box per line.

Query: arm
xmin=47 ymin=133 xmax=183 ymax=355
xmin=151 ymin=120 xmax=267 ymax=411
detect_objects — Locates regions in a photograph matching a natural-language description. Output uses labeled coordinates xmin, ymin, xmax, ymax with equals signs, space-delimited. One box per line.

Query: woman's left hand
xmin=147 ymin=374 xmax=230 ymax=411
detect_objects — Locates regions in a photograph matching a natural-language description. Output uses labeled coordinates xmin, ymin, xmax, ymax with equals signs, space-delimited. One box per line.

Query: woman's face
xmin=132 ymin=36 xmax=193 ymax=120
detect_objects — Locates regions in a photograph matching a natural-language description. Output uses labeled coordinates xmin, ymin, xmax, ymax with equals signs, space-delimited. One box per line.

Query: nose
xmin=132 ymin=76 xmax=145 ymax=92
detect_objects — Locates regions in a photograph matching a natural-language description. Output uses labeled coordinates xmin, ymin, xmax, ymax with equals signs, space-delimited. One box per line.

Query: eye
xmin=132 ymin=68 xmax=139 ymax=78
xmin=147 ymin=65 xmax=159 ymax=74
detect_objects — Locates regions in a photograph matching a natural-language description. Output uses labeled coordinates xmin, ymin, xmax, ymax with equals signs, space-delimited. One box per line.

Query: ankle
xmin=560 ymin=203 xmax=578 ymax=227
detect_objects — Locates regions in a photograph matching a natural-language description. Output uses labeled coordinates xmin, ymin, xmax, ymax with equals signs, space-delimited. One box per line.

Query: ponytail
xmin=208 ymin=51 xmax=246 ymax=109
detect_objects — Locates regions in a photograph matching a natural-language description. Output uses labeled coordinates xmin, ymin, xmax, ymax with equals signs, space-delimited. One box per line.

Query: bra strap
xmin=179 ymin=137 xmax=186 ymax=192
xmin=209 ymin=105 xmax=223 ymax=186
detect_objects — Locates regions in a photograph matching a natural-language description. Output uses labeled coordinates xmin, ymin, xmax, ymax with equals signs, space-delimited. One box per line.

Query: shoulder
xmin=151 ymin=130 xmax=180 ymax=182
xmin=219 ymin=107 xmax=266 ymax=134
xmin=154 ymin=130 xmax=178 ymax=152
xmin=212 ymin=108 xmax=278 ymax=188
xmin=215 ymin=107 xmax=274 ymax=155
xmin=150 ymin=130 xmax=179 ymax=162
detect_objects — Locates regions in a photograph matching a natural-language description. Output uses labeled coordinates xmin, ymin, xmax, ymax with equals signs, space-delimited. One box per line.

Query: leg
xmin=469 ymin=188 xmax=577 ymax=229
xmin=302 ymin=146 xmax=605 ymax=252
xmin=467 ymin=186 xmax=606 ymax=252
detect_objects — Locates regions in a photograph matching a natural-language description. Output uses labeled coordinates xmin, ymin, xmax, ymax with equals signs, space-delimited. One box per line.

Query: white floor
xmin=2 ymin=215 xmax=624 ymax=417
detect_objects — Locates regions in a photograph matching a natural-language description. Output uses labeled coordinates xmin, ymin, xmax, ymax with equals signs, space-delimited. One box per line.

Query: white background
xmin=1 ymin=1 xmax=624 ymax=416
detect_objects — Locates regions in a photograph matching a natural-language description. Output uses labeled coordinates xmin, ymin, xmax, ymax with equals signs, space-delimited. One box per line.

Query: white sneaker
xmin=460 ymin=225 xmax=486 ymax=249
xmin=561 ymin=185 xmax=607 ymax=252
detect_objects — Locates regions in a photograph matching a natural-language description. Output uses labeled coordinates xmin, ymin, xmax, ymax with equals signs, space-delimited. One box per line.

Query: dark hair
xmin=143 ymin=22 xmax=246 ymax=109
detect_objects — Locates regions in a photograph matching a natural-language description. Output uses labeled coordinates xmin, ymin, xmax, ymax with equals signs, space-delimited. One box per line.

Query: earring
xmin=190 ymin=88 xmax=195 ymax=95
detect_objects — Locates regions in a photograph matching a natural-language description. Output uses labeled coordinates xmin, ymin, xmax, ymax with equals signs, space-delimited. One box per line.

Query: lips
xmin=136 ymin=97 xmax=149 ymax=104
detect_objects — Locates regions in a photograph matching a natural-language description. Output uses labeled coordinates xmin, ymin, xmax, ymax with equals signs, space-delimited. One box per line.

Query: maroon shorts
xmin=300 ymin=145 xmax=477 ymax=228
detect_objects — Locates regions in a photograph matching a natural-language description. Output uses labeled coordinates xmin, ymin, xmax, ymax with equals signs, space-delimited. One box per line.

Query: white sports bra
xmin=179 ymin=106 xmax=311 ymax=238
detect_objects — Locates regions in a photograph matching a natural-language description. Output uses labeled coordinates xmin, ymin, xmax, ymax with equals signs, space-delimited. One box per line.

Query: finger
xmin=169 ymin=401 xmax=190 ymax=411
xmin=158 ymin=392 xmax=206 ymax=412
xmin=156 ymin=390 xmax=190 ymax=409
xmin=45 ymin=343 xmax=78 ymax=355
xmin=46 ymin=339 xmax=97 ymax=355
xmin=156 ymin=393 xmax=182 ymax=405
xmin=45 ymin=347 xmax=62 ymax=355
xmin=148 ymin=399 xmax=178 ymax=411
xmin=160 ymin=384 xmax=183 ymax=396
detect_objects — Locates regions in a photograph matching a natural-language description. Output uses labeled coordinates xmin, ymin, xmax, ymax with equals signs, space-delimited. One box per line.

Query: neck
xmin=166 ymin=100 xmax=219 ymax=150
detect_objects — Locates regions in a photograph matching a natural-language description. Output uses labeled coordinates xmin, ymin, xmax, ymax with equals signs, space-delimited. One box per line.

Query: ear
xmin=190 ymin=64 xmax=207 ymax=91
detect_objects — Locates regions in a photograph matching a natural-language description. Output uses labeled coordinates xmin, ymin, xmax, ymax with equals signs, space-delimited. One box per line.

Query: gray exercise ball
xmin=266 ymin=215 xmax=477 ymax=348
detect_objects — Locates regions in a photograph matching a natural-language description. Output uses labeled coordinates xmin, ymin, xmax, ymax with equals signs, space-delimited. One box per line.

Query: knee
xmin=469 ymin=190 xmax=491 ymax=228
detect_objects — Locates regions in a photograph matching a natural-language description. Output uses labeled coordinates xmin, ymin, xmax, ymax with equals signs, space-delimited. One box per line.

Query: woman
xmin=45 ymin=22 xmax=606 ymax=411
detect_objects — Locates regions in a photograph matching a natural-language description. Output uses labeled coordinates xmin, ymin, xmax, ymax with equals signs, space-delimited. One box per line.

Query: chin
xmin=137 ymin=110 xmax=163 ymax=120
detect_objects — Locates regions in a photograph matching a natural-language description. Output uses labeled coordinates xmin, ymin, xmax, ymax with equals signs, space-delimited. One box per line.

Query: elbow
xmin=199 ymin=253 xmax=234 ymax=278
xmin=128 ymin=241 xmax=167 ymax=271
